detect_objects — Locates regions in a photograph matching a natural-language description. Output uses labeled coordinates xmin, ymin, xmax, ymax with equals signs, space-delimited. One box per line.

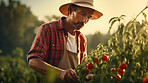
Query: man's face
xmin=69 ymin=6 xmax=94 ymax=30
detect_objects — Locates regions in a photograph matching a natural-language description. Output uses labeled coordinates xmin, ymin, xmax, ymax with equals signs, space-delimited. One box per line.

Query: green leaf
xmin=142 ymin=12 xmax=147 ymax=21
xmin=119 ymin=15 xmax=126 ymax=19
xmin=109 ymin=17 xmax=118 ymax=23
xmin=108 ymin=20 xmax=118 ymax=33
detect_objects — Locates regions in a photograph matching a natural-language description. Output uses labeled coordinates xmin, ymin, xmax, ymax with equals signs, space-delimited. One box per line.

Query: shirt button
xmin=52 ymin=44 xmax=55 ymax=46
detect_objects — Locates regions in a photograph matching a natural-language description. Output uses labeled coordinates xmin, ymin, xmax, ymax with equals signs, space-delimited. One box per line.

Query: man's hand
xmin=61 ymin=68 xmax=78 ymax=83
xmin=85 ymin=74 xmax=93 ymax=81
xmin=29 ymin=58 xmax=77 ymax=82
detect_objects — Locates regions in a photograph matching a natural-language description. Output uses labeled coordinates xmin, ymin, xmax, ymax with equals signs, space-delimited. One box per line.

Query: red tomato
xmin=117 ymin=68 xmax=125 ymax=75
xmin=111 ymin=76 xmax=114 ymax=79
xmin=105 ymin=77 xmax=107 ymax=79
xmin=117 ymin=75 xmax=121 ymax=79
xmin=119 ymin=63 xmax=127 ymax=69
xmin=94 ymin=69 xmax=97 ymax=75
xmin=143 ymin=76 xmax=148 ymax=83
xmin=94 ymin=72 xmax=97 ymax=75
xmin=87 ymin=63 xmax=94 ymax=69
xmin=110 ymin=68 xmax=116 ymax=73
xmin=94 ymin=57 xmax=98 ymax=63
xmin=101 ymin=55 xmax=108 ymax=61
xmin=83 ymin=68 xmax=89 ymax=73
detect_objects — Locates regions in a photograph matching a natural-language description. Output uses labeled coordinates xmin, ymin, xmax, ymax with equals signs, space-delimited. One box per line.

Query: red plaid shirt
xmin=27 ymin=17 xmax=87 ymax=67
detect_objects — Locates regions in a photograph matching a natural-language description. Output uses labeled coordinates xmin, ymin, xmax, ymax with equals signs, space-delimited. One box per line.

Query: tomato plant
xmin=75 ymin=5 xmax=148 ymax=83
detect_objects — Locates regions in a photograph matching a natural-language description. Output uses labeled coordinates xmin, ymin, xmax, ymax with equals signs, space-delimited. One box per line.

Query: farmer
xmin=26 ymin=0 xmax=103 ymax=82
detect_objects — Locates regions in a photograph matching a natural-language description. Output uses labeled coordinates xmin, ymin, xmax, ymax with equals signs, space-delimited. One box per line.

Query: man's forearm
xmin=28 ymin=58 xmax=65 ymax=79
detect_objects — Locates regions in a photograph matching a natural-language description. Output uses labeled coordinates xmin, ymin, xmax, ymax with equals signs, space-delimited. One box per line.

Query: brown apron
xmin=55 ymin=32 xmax=79 ymax=83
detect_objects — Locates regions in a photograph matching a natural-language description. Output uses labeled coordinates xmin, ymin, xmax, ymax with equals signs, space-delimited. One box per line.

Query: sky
xmin=20 ymin=0 xmax=148 ymax=35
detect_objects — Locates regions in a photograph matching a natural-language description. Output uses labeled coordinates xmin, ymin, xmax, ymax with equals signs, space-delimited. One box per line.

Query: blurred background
xmin=0 ymin=0 xmax=147 ymax=82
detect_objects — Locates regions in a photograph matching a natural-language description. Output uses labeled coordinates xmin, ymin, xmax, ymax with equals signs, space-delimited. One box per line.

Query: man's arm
xmin=29 ymin=58 xmax=78 ymax=82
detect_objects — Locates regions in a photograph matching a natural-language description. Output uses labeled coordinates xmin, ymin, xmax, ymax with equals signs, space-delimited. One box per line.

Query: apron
xmin=55 ymin=32 xmax=79 ymax=83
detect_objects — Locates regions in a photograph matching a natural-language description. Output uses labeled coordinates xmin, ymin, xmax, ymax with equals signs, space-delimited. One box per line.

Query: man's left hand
xmin=85 ymin=74 xmax=93 ymax=81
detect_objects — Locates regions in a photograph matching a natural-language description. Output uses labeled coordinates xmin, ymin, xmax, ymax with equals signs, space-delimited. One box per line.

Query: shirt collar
xmin=57 ymin=17 xmax=66 ymax=30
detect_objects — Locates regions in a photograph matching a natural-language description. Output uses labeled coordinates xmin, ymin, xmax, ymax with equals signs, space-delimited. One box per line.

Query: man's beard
xmin=71 ymin=21 xmax=84 ymax=30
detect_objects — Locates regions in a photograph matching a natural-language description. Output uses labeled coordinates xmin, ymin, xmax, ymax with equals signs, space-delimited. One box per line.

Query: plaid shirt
xmin=27 ymin=17 xmax=87 ymax=67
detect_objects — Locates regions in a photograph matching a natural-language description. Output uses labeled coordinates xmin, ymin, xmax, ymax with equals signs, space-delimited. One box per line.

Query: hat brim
xmin=59 ymin=3 xmax=103 ymax=20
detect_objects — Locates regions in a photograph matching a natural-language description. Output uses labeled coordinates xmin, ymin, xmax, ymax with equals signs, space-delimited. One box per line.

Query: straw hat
xmin=59 ymin=0 xmax=103 ymax=20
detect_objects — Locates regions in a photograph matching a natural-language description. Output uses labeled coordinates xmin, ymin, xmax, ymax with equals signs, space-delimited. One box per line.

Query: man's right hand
xmin=29 ymin=58 xmax=78 ymax=83
xmin=60 ymin=68 xmax=78 ymax=83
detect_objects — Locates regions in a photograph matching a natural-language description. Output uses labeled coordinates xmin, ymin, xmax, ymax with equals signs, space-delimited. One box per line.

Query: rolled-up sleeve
xmin=26 ymin=24 xmax=50 ymax=62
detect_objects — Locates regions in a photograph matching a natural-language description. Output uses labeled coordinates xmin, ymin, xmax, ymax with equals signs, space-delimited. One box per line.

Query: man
xmin=26 ymin=0 xmax=103 ymax=82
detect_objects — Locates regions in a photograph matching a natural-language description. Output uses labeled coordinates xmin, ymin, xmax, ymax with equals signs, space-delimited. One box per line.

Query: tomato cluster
xmin=117 ymin=63 xmax=127 ymax=75
xmin=82 ymin=63 xmax=94 ymax=74
xmin=83 ymin=55 xmax=109 ymax=75
xmin=84 ymin=56 xmax=129 ymax=82
xmin=109 ymin=63 xmax=127 ymax=81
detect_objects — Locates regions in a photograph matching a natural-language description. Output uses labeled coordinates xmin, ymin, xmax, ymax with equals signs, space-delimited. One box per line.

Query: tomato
xmin=94 ymin=69 xmax=97 ymax=75
xmin=110 ymin=68 xmax=116 ymax=73
xmin=94 ymin=72 xmax=97 ymax=75
xmin=143 ymin=76 xmax=148 ymax=83
xmin=105 ymin=77 xmax=107 ymax=79
xmin=83 ymin=68 xmax=89 ymax=73
xmin=94 ymin=57 xmax=98 ymax=63
xmin=117 ymin=75 xmax=121 ymax=79
xmin=111 ymin=76 xmax=114 ymax=79
xmin=87 ymin=63 xmax=94 ymax=69
xmin=117 ymin=68 xmax=125 ymax=75
xmin=101 ymin=55 xmax=108 ymax=61
xmin=119 ymin=63 xmax=127 ymax=69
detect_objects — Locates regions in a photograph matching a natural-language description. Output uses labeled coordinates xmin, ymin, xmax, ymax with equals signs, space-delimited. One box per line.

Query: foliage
xmin=0 ymin=0 xmax=43 ymax=54
xmin=75 ymin=6 xmax=148 ymax=83
xmin=0 ymin=0 xmax=61 ymax=55
xmin=0 ymin=48 xmax=40 ymax=83
xmin=0 ymin=47 xmax=57 ymax=83
xmin=0 ymin=1 xmax=63 ymax=82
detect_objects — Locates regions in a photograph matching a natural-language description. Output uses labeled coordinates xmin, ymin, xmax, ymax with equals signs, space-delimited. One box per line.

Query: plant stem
xmin=133 ymin=7 xmax=147 ymax=21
